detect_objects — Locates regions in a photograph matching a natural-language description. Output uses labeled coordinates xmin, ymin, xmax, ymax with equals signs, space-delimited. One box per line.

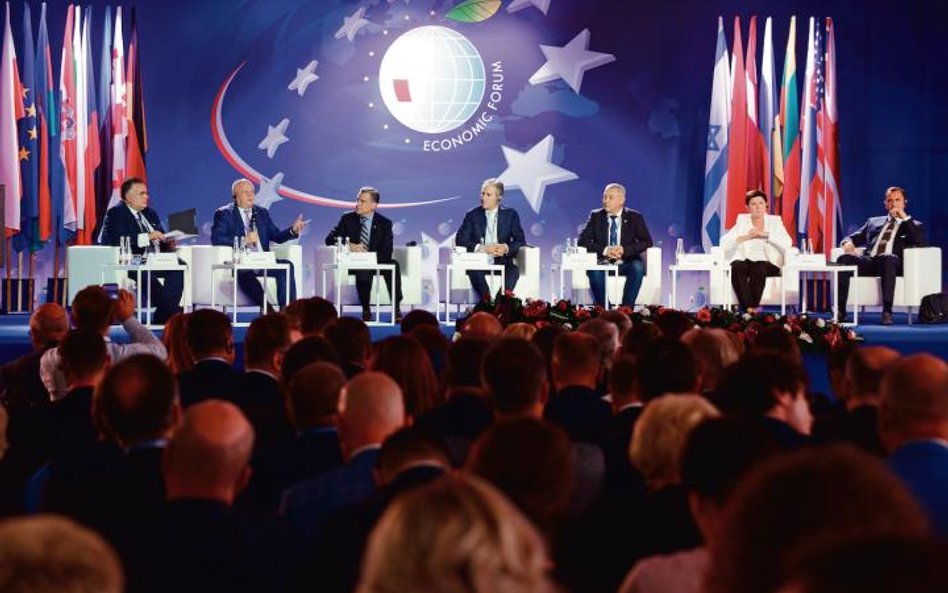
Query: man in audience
xmin=545 ymin=332 xmax=612 ymax=443
xmin=681 ymin=328 xmax=740 ymax=396
xmin=284 ymin=296 xmax=337 ymax=340
xmin=461 ymin=311 xmax=503 ymax=341
xmin=598 ymin=309 xmax=632 ymax=341
xmin=1 ymin=303 xmax=68 ymax=407
xmin=280 ymin=336 xmax=340 ymax=385
xmin=281 ymin=372 xmax=405 ymax=546
xmin=636 ymin=337 xmax=698 ymax=402
xmin=236 ymin=313 xmax=293 ymax=451
xmin=177 ymin=308 xmax=240 ymax=407
xmin=878 ymin=353 xmax=948 ymax=536
xmin=47 ymin=330 xmax=108 ymax=457
xmin=600 ymin=355 xmax=647 ymax=507
xmin=400 ymin=309 xmax=439 ymax=335
xmin=323 ymin=316 xmax=371 ymax=379
xmin=41 ymin=286 xmax=166 ymax=400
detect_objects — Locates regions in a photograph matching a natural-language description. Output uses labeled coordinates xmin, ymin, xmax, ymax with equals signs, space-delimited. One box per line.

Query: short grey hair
xmin=231 ymin=178 xmax=254 ymax=197
xmin=603 ymin=183 xmax=626 ymax=197
xmin=358 ymin=186 xmax=381 ymax=203
xmin=481 ymin=178 xmax=504 ymax=197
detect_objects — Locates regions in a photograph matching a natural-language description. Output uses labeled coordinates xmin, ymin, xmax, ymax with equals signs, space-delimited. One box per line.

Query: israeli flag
xmin=702 ymin=17 xmax=731 ymax=252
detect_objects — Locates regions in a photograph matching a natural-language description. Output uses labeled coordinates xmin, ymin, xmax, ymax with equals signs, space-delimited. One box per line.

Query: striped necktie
xmin=609 ymin=216 xmax=618 ymax=246
xmin=874 ymin=217 xmax=897 ymax=256
xmin=360 ymin=216 xmax=370 ymax=246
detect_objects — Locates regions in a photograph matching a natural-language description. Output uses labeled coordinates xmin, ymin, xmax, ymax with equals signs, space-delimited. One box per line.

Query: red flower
xmin=729 ymin=322 xmax=742 ymax=332
xmin=696 ymin=308 xmax=712 ymax=323
xmin=736 ymin=331 xmax=746 ymax=342
xmin=535 ymin=320 xmax=550 ymax=329
xmin=576 ymin=308 xmax=592 ymax=320
xmin=764 ymin=315 xmax=775 ymax=324
xmin=656 ymin=306 xmax=667 ymax=315
xmin=557 ymin=301 xmax=568 ymax=312
xmin=619 ymin=305 xmax=633 ymax=315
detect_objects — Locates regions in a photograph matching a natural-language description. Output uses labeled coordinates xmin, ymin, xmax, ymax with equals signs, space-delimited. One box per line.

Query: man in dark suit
xmin=99 ymin=177 xmax=184 ymax=324
xmin=177 ymin=309 xmax=241 ymax=408
xmin=455 ymin=179 xmax=526 ymax=301
xmin=578 ymin=183 xmax=654 ymax=308
xmin=544 ymin=332 xmax=612 ymax=444
xmin=211 ymin=178 xmax=304 ymax=310
xmin=1 ymin=303 xmax=68 ymax=408
xmin=836 ymin=186 xmax=926 ymax=325
xmin=325 ymin=187 xmax=403 ymax=321
xmin=236 ymin=314 xmax=294 ymax=453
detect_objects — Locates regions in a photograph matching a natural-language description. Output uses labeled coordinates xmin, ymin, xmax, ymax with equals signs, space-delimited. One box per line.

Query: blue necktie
xmin=360 ymin=216 xmax=370 ymax=246
xmin=609 ymin=216 xmax=618 ymax=246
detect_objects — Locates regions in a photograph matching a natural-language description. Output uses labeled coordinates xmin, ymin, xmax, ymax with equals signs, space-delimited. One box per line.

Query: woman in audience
xmin=162 ymin=312 xmax=193 ymax=375
xmin=357 ymin=474 xmax=555 ymax=593
xmin=369 ymin=335 xmax=440 ymax=418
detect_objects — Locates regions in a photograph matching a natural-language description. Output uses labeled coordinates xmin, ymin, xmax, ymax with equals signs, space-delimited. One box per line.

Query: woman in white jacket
xmin=720 ymin=190 xmax=792 ymax=312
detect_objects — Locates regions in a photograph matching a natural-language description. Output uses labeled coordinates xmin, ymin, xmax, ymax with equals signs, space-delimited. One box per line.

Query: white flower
xmin=816 ymin=318 xmax=826 ymax=328
xmin=799 ymin=332 xmax=813 ymax=343
xmin=743 ymin=313 xmax=752 ymax=321
xmin=640 ymin=308 xmax=651 ymax=317
xmin=784 ymin=324 xmax=793 ymax=332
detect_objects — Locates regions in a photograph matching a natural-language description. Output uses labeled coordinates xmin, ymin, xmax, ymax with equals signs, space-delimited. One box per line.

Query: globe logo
xmin=378 ymin=26 xmax=486 ymax=134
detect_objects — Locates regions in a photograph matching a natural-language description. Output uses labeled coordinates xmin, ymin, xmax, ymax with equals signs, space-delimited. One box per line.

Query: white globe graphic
xmin=378 ymin=26 xmax=486 ymax=134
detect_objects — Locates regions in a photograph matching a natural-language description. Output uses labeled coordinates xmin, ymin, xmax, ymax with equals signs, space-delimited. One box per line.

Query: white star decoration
xmin=496 ymin=135 xmax=578 ymax=214
xmin=255 ymin=172 xmax=285 ymax=209
xmin=258 ymin=118 xmax=290 ymax=159
xmin=334 ymin=7 xmax=370 ymax=42
xmin=288 ymin=61 xmax=319 ymax=97
xmin=528 ymin=28 xmax=616 ymax=94
xmin=507 ymin=0 xmax=551 ymax=15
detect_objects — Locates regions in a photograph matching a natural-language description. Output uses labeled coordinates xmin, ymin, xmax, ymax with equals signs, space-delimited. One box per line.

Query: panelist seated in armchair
xmin=455 ymin=178 xmax=525 ymax=301
xmin=577 ymin=182 xmax=653 ymax=308
xmin=211 ymin=178 xmax=303 ymax=311
xmin=324 ymin=186 xmax=403 ymax=322
xmin=836 ymin=186 xmax=926 ymax=325
xmin=720 ymin=190 xmax=792 ymax=312
xmin=99 ymin=177 xmax=184 ymax=325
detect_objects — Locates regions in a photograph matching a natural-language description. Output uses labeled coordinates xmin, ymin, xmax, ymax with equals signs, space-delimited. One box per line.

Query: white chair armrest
xmin=903 ymin=247 xmax=942 ymax=303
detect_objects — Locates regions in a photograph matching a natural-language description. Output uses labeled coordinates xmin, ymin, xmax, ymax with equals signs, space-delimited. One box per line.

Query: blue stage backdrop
xmin=20 ymin=0 xmax=948 ymax=307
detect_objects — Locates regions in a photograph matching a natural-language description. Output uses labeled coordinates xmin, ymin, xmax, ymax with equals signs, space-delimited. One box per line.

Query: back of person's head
xmin=0 ymin=515 xmax=123 ymax=593
xmin=552 ymin=331 xmax=602 ymax=388
xmin=466 ymin=418 xmax=574 ymax=538
xmin=284 ymin=296 xmax=338 ymax=337
xmin=287 ymin=362 xmax=346 ymax=430
xmin=654 ymin=309 xmax=695 ymax=340
xmin=357 ymin=475 xmax=553 ymax=593
xmin=461 ymin=312 xmax=503 ymax=341
xmin=704 ymin=446 xmax=930 ymax=593
xmin=620 ymin=321 xmax=662 ymax=357
xmin=94 ymin=354 xmax=178 ymax=447
xmin=681 ymin=328 xmax=740 ymax=392
xmin=244 ymin=313 xmax=291 ymax=371
xmin=609 ymin=355 xmax=639 ymax=407
xmin=578 ymin=318 xmax=619 ymax=367
xmin=59 ymin=330 xmax=108 ymax=386
xmin=186 ymin=308 xmax=233 ymax=360
xmin=752 ymin=325 xmax=802 ymax=363
xmin=597 ymin=309 xmax=632 ymax=340
xmin=375 ymin=425 xmax=450 ymax=485
xmin=29 ymin=303 xmax=69 ymax=348
xmin=502 ymin=322 xmax=537 ymax=341
xmin=370 ymin=335 xmax=440 ymax=418
xmin=630 ymin=394 xmax=719 ymax=491
xmin=280 ymin=336 xmax=340 ymax=385
xmin=445 ymin=338 xmax=491 ymax=390
xmin=323 ymin=316 xmax=371 ymax=365
xmin=70 ymin=286 xmax=114 ymax=334
xmin=481 ymin=338 xmax=547 ymax=416
xmin=163 ymin=400 xmax=255 ymax=504
xmin=879 ymin=353 xmax=948 ymax=448
xmin=827 ymin=341 xmax=859 ymax=401
xmin=400 ymin=308 xmax=439 ymax=335
xmin=715 ymin=351 xmax=808 ymax=416
xmin=844 ymin=346 xmax=899 ymax=405
xmin=531 ymin=324 xmax=566 ymax=384
xmin=338 ymin=372 xmax=405 ymax=455
xmin=409 ymin=325 xmax=451 ymax=377
xmin=162 ymin=312 xmax=193 ymax=375
xmin=636 ymin=337 xmax=698 ymax=402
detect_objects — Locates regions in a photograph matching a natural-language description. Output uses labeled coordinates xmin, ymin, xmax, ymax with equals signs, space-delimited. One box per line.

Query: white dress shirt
xmin=869 ymin=216 xmax=910 ymax=257
xmin=720 ymin=214 xmax=792 ymax=266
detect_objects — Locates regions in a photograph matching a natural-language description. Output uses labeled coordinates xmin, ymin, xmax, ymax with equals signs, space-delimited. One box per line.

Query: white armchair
xmin=438 ymin=245 xmax=542 ymax=306
xmin=314 ymin=245 xmax=423 ymax=313
xmin=565 ymin=246 xmax=663 ymax=306
xmin=708 ymin=247 xmax=801 ymax=308
xmin=830 ymin=246 xmax=942 ymax=322
xmin=66 ymin=245 xmax=121 ymax=304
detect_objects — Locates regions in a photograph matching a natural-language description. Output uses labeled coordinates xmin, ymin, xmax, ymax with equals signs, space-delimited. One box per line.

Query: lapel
xmin=495 ymin=208 xmax=507 ymax=237
xmin=231 ymin=204 xmax=247 ymax=234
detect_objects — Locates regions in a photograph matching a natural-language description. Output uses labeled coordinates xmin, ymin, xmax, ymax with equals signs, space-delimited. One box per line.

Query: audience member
xmin=878 ymin=353 xmax=948 ymax=536
xmin=408 ymin=324 xmax=451 ymax=378
xmin=578 ymin=317 xmax=620 ymax=370
xmin=752 ymin=324 xmax=802 ymax=363
xmin=654 ymin=309 xmax=694 ymax=340
xmin=619 ymin=320 xmax=662 ymax=358
xmin=323 ymin=316 xmax=371 ymax=378
xmin=481 ymin=338 xmax=548 ymax=418
xmin=503 ymin=322 xmax=537 ymax=340
xmin=399 ymin=308 xmax=439 ymax=335
xmin=680 ymin=328 xmax=740 ymax=395
xmin=356 ymin=475 xmax=555 ymax=593
xmin=460 ymin=311 xmax=503 ymax=341
xmin=162 ymin=312 xmax=193 ymax=375
xmin=531 ymin=323 xmax=566 ymax=385
xmin=636 ymin=337 xmax=698 ymax=402
xmin=177 ymin=308 xmax=240 ymax=407
xmin=1 ymin=303 xmax=68 ymax=407
xmin=598 ymin=309 xmax=632 ymax=341
xmin=544 ymin=332 xmax=612 ymax=442
xmin=280 ymin=335 xmax=340 ymax=386
xmin=600 ymin=355 xmax=647 ymax=504
xmin=237 ymin=313 xmax=294 ymax=451
xmin=284 ymin=296 xmax=338 ymax=340
xmin=47 ymin=330 xmax=108 ymax=456
xmin=369 ymin=335 xmax=440 ymax=418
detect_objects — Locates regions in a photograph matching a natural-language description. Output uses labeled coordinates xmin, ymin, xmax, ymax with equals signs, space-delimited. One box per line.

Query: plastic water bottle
xmin=694 ymin=286 xmax=708 ymax=308
xmin=676 ymin=238 xmax=684 ymax=261
xmin=344 ymin=237 xmax=350 ymax=251
xmin=233 ymin=236 xmax=242 ymax=264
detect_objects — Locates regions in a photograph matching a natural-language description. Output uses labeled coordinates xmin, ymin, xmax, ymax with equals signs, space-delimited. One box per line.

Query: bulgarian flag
xmin=778 ymin=16 xmax=800 ymax=245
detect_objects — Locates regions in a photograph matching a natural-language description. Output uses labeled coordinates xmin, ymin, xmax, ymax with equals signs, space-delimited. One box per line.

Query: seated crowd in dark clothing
xmin=1 ymin=293 xmax=947 ymax=593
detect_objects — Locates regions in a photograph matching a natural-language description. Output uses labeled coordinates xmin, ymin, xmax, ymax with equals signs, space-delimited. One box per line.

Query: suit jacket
xmin=843 ymin=215 xmax=926 ymax=259
xmin=234 ymin=371 xmax=293 ymax=453
xmin=455 ymin=206 xmax=525 ymax=262
xmin=211 ymin=203 xmax=296 ymax=252
xmin=888 ymin=440 xmax=948 ymax=537
xmin=720 ymin=213 xmax=793 ymax=266
xmin=544 ymin=385 xmax=613 ymax=444
xmin=324 ymin=211 xmax=396 ymax=263
xmin=578 ymin=208 xmax=653 ymax=264
xmin=0 ymin=346 xmax=52 ymax=408
xmin=177 ymin=359 xmax=243 ymax=408
xmin=100 ymin=204 xmax=168 ymax=255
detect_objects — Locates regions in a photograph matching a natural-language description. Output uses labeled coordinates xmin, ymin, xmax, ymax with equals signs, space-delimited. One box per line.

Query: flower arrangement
xmin=463 ymin=292 xmax=860 ymax=354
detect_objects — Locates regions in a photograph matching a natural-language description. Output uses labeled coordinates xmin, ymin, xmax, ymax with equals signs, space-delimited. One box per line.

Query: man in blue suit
xmin=99 ymin=177 xmax=184 ymax=324
xmin=836 ymin=186 xmax=926 ymax=325
xmin=455 ymin=179 xmax=525 ymax=301
xmin=578 ymin=183 xmax=653 ymax=308
xmin=211 ymin=178 xmax=304 ymax=310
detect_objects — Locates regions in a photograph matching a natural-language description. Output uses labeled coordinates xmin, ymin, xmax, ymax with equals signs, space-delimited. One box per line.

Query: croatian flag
xmin=701 ymin=17 xmax=730 ymax=252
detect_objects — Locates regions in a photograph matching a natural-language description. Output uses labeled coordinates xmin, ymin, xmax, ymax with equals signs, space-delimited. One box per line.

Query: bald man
xmin=282 ymin=372 xmax=405 ymax=546
xmin=460 ymin=311 xmax=503 ymax=341
xmin=1 ymin=303 xmax=69 ymax=407
xmin=880 ymin=353 xmax=948 ymax=536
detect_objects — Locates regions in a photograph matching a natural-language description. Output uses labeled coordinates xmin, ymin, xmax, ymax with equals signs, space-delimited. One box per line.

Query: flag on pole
xmin=724 ymin=16 xmax=747 ymax=229
xmin=126 ymin=7 xmax=147 ymax=181
xmin=759 ymin=17 xmax=777 ymax=205
xmin=701 ymin=17 xmax=730 ymax=252
xmin=106 ymin=6 xmax=126 ymax=211
xmin=77 ymin=6 xmax=99 ymax=245
xmin=34 ymin=1 xmax=52 ymax=246
xmin=800 ymin=17 xmax=823 ymax=245
xmin=94 ymin=5 xmax=111 ymax=240
xmin=59 ymin=4 xmax=78 ymax=238
xmin=0 ymin=2 xmax=24 ymax=238
xmin=778 ymin=16 xmax=800 ymax=244
xmin=744 ymin=16 xmax=762 ymax=193
xmin=821 ymin=17 xmax=842 ymax=255
xmin=13 ymin=1 xmax=38 ymax=253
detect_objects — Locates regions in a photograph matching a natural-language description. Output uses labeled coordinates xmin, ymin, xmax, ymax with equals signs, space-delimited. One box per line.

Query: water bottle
xmin=118 ymin=237 xmax=127 ymax=265
xmin=344 ymin=236 xmax=350 ymax=251
xmin=676 ymin=238 xmax=684 ymax=261
xmin=233 ymin=236 xmax=242 ymax=264
xmin=800 ymin=237 xmax=809 ymax=255
xmin=694 ymin=286 xmax=708 ymax=308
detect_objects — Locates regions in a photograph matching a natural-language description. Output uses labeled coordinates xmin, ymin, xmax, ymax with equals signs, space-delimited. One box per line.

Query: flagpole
xmin=16 ymin=249 xmax=21 ymax=311
xmin=52 ymin=236 xmax=60 ymax=303
xmin=4 ymin=237 xmax=10 ymax=310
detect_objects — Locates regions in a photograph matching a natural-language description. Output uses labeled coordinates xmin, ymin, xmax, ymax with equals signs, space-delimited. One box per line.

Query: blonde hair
xmin=630 ymin=394 xmax=720 ymax=491
xmin=682 ymin=328 xmax=740 ymax=390
xmin=357 ymin=475 xmax=554 ymax=593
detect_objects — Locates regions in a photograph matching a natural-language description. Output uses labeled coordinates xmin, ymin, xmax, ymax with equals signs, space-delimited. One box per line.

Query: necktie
xmin=609 ymin=216 xmax=618 ymax=246
xmin=875 ymin=217 xmax=897 ymax=256
xmin=136 ymin=213 xmax=148 ymax=233
xmin=360 ymin=216 xmax=370 ymax=246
